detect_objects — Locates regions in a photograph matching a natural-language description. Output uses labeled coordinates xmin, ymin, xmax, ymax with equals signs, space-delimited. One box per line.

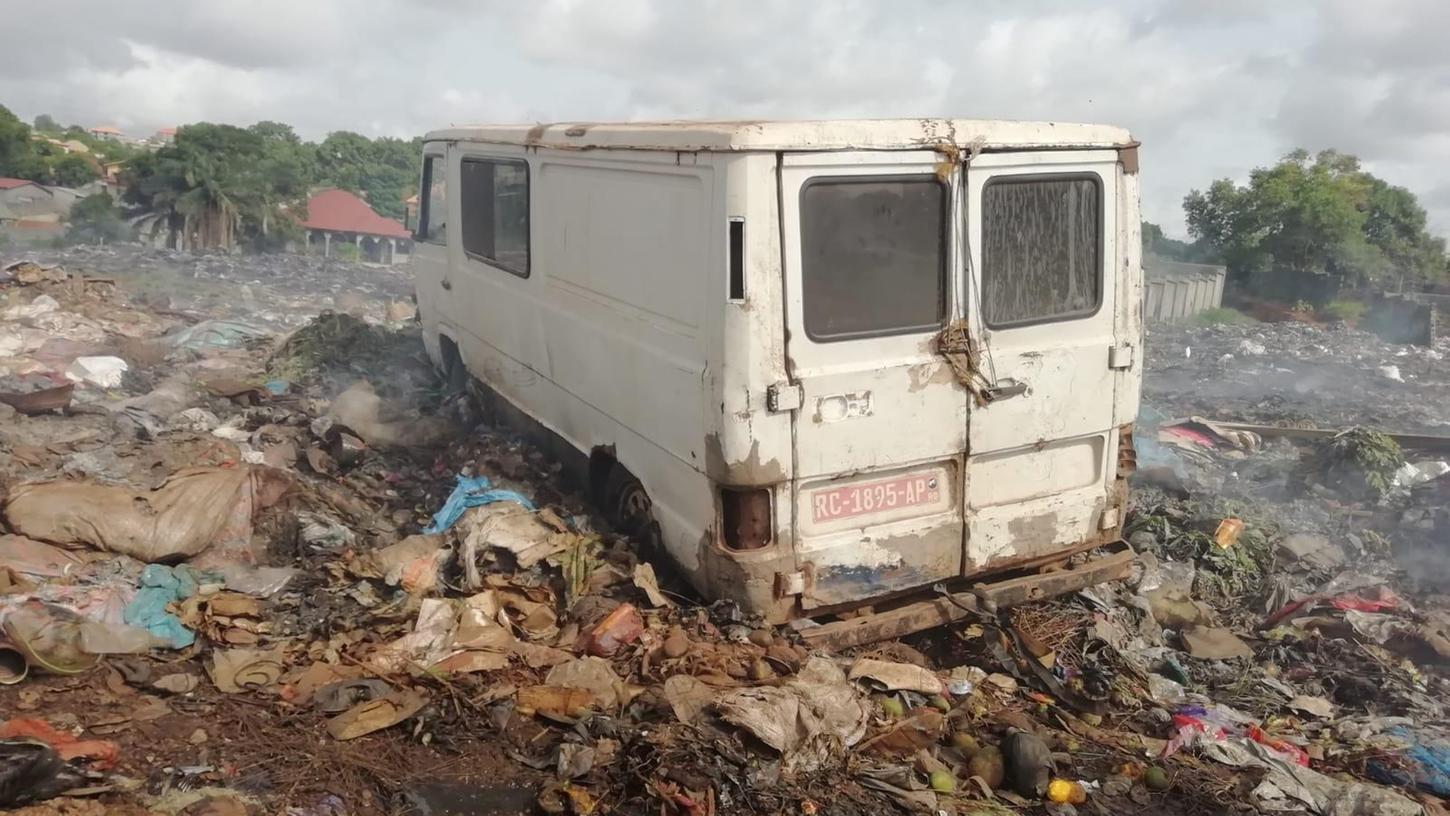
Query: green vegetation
xmin=1308 ymin=427 xmax=1404 ymax=500
xmin=1194 ymin=307 xmax=1256 ymax=326
xmin=6 ymin=103 xmax=421 ymax=254
xmin=121 ymin=121 xmax=420 ymax=251
xmin=66 ymin=191 xmax=130 ymax=244
xmin=1126 ymin=500 xmax=1276 ymax=605
xmin=1184 ymin=149 xmax=1448 ymax=302
xmin=0 ymin=105 xmax=112 ymax=187
xmin=1319 ymin=299 xmax=1368 ymax=324
xmin=331 ymin=242 xmax=362 ymax=262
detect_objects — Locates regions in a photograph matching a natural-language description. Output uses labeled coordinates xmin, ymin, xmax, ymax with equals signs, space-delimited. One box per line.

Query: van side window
xmin=418 ymin=155 xmax=447 ymax=245
xmin=982 ymin=174 xmax=1101 ymax=327
xmin=460 ymin=158 xmax=530 ymax=277
xmin=800 ymin=176 xmax=946 ymax=341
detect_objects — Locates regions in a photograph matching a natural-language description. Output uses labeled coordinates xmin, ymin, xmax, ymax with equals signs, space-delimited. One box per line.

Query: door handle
xmin=984 ymin=378 xmax=1028 ymax=401
xmin=440 ymin=278 xmax=452 ymax=291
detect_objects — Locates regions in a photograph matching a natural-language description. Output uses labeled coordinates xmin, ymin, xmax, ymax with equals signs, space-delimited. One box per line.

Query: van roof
xmin=423 ymin=118 xmax=1136 ymax=153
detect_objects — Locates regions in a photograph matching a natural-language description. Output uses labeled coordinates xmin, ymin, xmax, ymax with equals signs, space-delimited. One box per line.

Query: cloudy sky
xmin=3 ymin=0 xmax=1447 ymax=235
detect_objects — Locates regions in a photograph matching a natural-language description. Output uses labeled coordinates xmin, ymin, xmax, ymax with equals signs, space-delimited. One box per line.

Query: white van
xmin=411 ymin=119 xmax=1142 ymax=644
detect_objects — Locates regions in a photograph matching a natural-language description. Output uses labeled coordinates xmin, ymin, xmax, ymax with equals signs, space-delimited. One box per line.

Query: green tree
xmin=118 ymin=119 xmax=422 ymax=251
xmin=245 ymin=121 xmax=315 ymax=249
xmin=67 ymin=191 xmax=129 ymax=244
xmin=1184 ymin=149 xmax=1448 ymax=300
xmin=125 ymin=123 xmax=254 ymax=250
xmin=124 ymin=122 xmax=315 ymax=251
xmin=0 ymin=104 xmax=48 ymax=181
xmin=50 ymin=153 xmax=100 ymax=188
xmin=314 ymin=131 xmax=417 ymax=220
xmin=32 ymin=114 xmax=60 ymax=134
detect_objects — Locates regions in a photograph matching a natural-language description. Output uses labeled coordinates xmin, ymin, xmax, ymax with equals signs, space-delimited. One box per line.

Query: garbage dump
xmin=2 ymin=250 xmax=1449 ymax=816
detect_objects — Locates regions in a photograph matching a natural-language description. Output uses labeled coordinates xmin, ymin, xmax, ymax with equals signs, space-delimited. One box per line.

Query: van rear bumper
xmin=794 ymin=539 xmax=1135 ymax=649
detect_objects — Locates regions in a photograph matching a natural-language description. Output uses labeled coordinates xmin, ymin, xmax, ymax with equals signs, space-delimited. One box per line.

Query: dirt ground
xmin=2 ymin=252 xmax=1448 ymax=816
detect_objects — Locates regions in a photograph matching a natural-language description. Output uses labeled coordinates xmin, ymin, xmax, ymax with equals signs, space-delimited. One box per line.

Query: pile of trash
xmin=3 ymin=253 xmax=1450 ymax=816
xmin=1146 ymin=320 xmax=1450 ymax=436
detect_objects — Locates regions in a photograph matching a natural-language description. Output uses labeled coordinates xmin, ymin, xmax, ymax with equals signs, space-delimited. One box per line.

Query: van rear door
xmin=962 ymin=151 xmax=1121 ymax=570
xmin=779 ymin=151 xmax=968 ymax=609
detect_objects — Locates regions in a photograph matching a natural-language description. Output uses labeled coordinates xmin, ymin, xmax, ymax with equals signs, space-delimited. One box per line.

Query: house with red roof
xmin=0 ymin=177 xmax=59 ymax=219
xmin=299 ymin=188 xmax=412 ymax=264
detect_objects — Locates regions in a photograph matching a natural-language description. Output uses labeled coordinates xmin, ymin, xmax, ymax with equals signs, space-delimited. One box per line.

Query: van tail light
xmin=722 ymin=488 xmax=772 ymax=551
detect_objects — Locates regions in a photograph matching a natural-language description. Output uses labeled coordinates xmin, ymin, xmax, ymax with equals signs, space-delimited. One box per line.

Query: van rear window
xmin=800 ymin=176 xmax=946 ymax=341
xmin=981 ymin=175 xmax=1101 ymax=327
xmin=460 ymin=158 xmax=530 ymax=277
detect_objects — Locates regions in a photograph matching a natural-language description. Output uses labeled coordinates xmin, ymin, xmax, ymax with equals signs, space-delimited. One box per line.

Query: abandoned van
xmin=411 ymin=119 xmax=1142 ymax=643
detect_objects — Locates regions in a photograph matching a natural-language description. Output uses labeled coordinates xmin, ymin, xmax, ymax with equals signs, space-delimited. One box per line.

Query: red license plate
xmin=811 ymin=472 xmax=942 ymax=523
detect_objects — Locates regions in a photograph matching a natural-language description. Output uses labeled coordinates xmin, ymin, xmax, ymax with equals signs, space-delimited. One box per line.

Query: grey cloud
xmin=1 ymin=0 xmax=1447 ymax=233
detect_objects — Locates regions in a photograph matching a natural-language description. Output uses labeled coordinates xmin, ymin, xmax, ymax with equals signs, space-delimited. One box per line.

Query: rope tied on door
xmin=935 ymin=319 xmax=996 ymax=406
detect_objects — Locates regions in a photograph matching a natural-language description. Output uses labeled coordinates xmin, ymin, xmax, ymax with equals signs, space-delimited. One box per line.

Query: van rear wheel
xmin=603 ymin=464 xmax=664 ymax=551
xmin=603 ymin=465 xmax=651 ymax=534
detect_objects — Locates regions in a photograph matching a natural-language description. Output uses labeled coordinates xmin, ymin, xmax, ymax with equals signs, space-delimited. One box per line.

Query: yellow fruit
xmin=1048 ymin=779 xmax=1087 ymax=804
xmin=929 ymin=770 xmax=956 ymax=792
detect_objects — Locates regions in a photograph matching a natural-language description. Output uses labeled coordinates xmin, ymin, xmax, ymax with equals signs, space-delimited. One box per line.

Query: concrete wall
xmin=1366 ymin=294 xmax=1437 ymax=346
xmin=1143 ymin=256 xmax=1226 ymax=323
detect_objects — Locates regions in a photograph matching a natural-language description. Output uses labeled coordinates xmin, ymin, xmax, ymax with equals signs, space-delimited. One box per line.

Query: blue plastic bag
xmin=123 ymin=564 xmax=199 ymax=649
xmin=422 ymin=474 xmax=535 ymax=534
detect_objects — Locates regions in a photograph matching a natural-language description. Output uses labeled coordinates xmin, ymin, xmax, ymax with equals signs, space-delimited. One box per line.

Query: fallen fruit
xmin=968 ymin=745 xmax=1005 ymax=788
xmin=929 ymin=770 xmax=955 ymax=792
xmin=1144 ymin=767 xmax=1170 ymax=791
xmin=950 ymin=731 xmax=980 ymax=754
xmin=662 ymin=626 xmax=689 ymax=658
xmin=879 ymin=697 xmax=905 ymax=718
xmin=929 ymin=694 xmax=951 ymax=712
xmin=1047 ymin=779 xmax=1087 ymax=805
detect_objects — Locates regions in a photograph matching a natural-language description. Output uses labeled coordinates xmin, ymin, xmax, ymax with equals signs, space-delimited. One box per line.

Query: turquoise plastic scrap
xmin=123 ymin=564 xmax=199 ymax=649
xmin=1380 ymin=725 xmax=1450 ymax=797
xmin=422 ymin=474 xmax=535 ymax=534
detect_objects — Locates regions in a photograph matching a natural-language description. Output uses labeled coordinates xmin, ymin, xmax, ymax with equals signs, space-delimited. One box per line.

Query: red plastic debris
xmin=576 ymin=603 xmax=645 ymax=657
xmin=0 ymin=717 xmax=120 ymax=769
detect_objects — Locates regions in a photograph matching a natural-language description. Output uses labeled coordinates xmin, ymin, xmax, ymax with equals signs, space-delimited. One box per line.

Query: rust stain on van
xmin=695 ymin=528 xmax=798 ymax=624
xmin=704 ymin=434 xmax=787 ymax=485
xmin=907 ymin=362 xmax=956 ymax=393
xmin=1007 ymin=511 xmax=1062 ymax=552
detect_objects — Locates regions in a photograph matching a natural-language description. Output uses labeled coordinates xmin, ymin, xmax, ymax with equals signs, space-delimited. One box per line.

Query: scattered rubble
xmin=2 ymin=253 xmax=1449 ymax=815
